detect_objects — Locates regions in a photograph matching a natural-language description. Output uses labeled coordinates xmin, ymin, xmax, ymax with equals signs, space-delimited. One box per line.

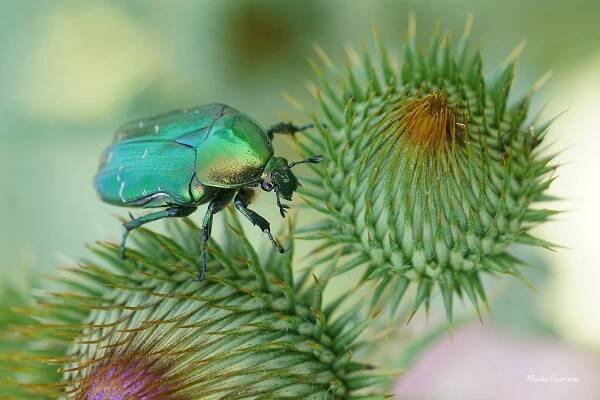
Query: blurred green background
xmin=1 ymin=1 xmax=599 ymax=398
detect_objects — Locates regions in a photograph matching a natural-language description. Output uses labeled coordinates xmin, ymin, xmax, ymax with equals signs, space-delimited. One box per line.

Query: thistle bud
xmin=297 ymin=17 xmax=558 ymax=322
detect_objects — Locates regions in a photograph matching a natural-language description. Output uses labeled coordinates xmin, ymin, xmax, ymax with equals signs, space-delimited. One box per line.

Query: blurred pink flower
xmin=394 ymin=323 xmax=600 ymax=400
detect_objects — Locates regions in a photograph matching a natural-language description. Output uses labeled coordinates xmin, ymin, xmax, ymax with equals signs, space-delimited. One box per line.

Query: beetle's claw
xmin=264 ymin=229 xmax=285 ymax=253
xmin=279 ymin=204 xmax=290 ymax=218
xmin=274 ymin=238 xmax=285 ymax=253
xmin=278 ymin=203 xmax=290 ymax=215
xmin=119 ymin=228 xmax=129 ymax=260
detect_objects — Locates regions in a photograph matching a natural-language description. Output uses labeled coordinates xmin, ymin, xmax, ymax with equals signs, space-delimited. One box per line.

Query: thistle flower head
xmin=296 ymin=17 xmax=558 ymax=322
xmin=78 ymin=353 xmax=180 ymax=400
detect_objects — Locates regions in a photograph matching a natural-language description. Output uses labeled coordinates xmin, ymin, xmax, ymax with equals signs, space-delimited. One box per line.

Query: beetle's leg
xmin=197 ymin=202 xmax=217 ymax=282
xmin=234 ymin=192 xmax=284 ymax=253
xmin=266 ymin=121 xmax=314 ymax=140
xmin=197 ymin=191 xmax=236 ymax=282
xmin=120 ymin=206 xmax=196 ymax=259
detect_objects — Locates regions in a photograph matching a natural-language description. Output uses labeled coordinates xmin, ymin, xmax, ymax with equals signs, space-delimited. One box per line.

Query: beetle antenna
xmin=288 ymin=155 xmax=323 ymax=168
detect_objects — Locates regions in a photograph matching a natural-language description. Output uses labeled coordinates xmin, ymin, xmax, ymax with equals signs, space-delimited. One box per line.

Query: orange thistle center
xmin=395 ymin=91 xmax=460 ymax=152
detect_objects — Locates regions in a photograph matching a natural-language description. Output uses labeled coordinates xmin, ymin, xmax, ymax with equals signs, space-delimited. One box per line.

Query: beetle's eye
xmin=261 ymin=181 xmax=274 ymax=191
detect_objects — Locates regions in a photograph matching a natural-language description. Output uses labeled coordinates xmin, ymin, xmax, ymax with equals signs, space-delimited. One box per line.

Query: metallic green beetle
xmin=94 ymin=103 xmax=321 ymax=281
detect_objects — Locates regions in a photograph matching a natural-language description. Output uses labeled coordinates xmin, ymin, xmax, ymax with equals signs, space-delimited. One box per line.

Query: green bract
xmin=296 ymin=17 xmax=558 ymax=322
xmin=9 ymin=215 xmax=387 ymax=399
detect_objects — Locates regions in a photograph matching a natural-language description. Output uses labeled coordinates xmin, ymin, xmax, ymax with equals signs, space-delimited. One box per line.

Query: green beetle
xmin=94 ymin=103 xmax=321 ymax=281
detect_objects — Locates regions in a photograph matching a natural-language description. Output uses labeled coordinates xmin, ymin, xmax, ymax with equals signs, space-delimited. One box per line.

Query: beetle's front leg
xmin=234 ymin=192 xmax=284 ymax=253
xmin=275 ymin=191 xmax=290 ymax=218
xmin=266 ymin=121 xmax=314 ymax=140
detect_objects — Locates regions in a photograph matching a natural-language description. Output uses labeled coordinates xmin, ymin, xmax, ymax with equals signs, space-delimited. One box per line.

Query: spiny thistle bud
xmin=296 ymin=17 xmax=558 ymax=322
xmin=7 ymin=214 xmax=388 ymax=399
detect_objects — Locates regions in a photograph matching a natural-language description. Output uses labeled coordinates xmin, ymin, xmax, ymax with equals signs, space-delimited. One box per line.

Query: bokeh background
xmin=1 ymin=1 xmax=599 ymax=399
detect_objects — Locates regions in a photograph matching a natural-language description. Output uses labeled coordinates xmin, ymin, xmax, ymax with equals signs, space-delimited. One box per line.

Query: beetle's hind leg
xmin=120 ymin=206 xmax=196 ymax=260
xmin=234 ymin=190 xmax=284 ymax=254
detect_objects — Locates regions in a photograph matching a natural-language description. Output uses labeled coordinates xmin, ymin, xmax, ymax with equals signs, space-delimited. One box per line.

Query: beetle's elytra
xmin=94 ymin=103 xmax=322 ymax=281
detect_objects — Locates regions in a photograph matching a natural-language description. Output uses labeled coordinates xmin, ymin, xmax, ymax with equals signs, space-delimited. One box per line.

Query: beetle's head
xmin=261 ymin=155 xmax=322 ymax=214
